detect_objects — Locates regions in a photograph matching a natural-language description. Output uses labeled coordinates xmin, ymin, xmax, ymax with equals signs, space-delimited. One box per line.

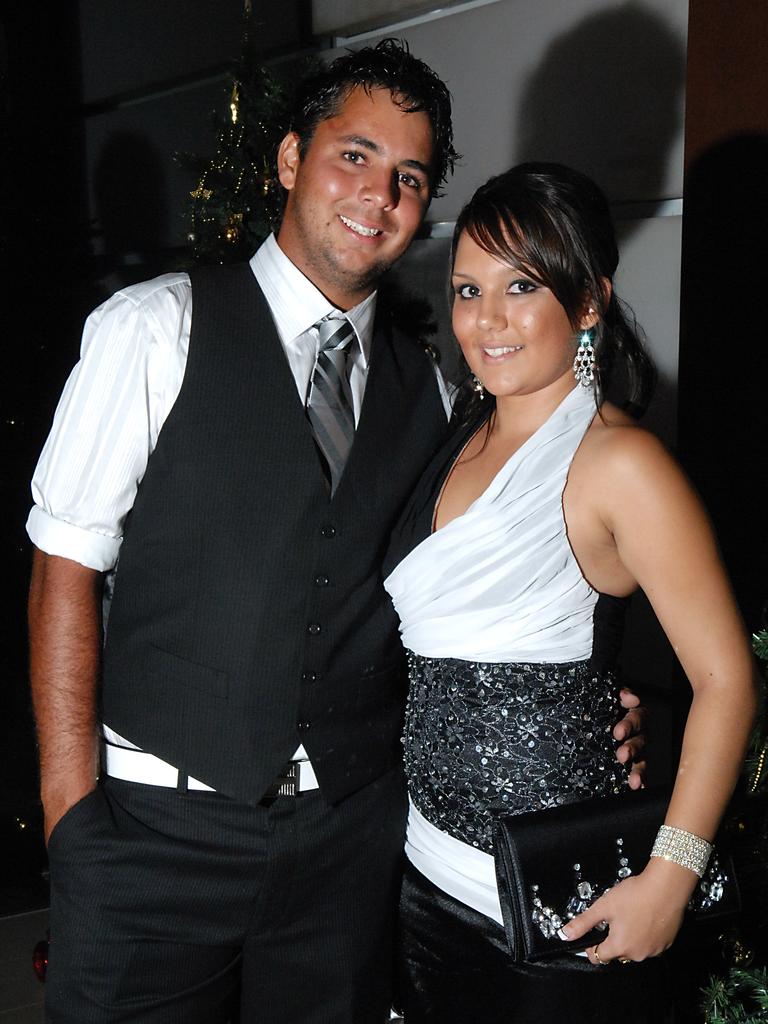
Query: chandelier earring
xmin=573 ymin=327 xmax=596 ymax=388
xmin=471 ymin=374 xmax=486 ymax=400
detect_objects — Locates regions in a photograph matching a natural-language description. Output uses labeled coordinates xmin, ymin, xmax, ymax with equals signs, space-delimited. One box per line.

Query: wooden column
xmin=678 ymin=0 xmax=768 ymax=628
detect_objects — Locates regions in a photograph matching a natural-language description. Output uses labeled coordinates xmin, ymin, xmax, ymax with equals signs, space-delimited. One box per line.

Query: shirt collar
xmin=249 ymin=234 xmax=377 ymax=367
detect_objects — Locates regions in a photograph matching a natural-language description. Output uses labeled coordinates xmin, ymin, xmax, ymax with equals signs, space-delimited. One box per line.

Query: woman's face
xmin=451 ymin=229 xmax=580 ymax=399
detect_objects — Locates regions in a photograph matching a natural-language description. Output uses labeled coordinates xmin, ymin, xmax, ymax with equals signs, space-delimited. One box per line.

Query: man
xmin=28 ymin=39 xmax=642 ymax=1023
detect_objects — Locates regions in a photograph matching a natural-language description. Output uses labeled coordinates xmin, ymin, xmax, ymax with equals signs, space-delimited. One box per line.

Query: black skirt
xmin=396 ymin=860 xmax=673 ymax=1024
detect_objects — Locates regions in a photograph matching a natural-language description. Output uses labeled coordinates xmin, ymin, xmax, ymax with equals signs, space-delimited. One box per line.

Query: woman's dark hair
xmin=287 ymin=38 xmax=458 ymax=199
xmin=451 ymin=162 xmax=655 ymax=417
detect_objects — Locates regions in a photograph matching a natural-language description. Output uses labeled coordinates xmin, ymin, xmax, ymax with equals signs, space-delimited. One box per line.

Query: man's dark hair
xmin=288 ymin=38 xmax=458 ymax=199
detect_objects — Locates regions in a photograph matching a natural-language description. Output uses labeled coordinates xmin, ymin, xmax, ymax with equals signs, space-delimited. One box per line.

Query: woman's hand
xmin=559 ymin=857 xmax=698 ymax=964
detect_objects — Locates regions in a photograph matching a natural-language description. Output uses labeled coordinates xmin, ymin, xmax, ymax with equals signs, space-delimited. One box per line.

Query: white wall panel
xmin=313 ymin=0 xmax=480 ymax=35
xmin=325 ymin=0 xmax=687 ymax=222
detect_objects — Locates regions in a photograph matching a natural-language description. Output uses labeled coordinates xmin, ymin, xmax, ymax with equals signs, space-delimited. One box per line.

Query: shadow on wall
xmin=514 ymin=0 xmax=685 ymax=432
xmin=516 ymin=1 xmax=684 ymax=229
xmin=393 ymin=1 xmax=685 ymax=391
xmin=679 ymin=133 xmax=768 ymax=629
xmin=93 ymin=130 xmax=170 ymax=295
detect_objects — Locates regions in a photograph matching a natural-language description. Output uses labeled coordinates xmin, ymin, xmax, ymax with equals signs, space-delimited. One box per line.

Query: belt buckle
xmin=275 ymin=761 xmax=301 ymax=797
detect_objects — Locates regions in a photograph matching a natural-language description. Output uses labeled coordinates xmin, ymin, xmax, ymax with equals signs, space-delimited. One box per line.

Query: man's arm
xmin=29 ymin=549 xmax=104 ymax=844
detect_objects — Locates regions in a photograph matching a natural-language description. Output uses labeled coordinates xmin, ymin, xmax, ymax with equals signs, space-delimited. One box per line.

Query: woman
xmin=383 ymin=163 xmax=756 ymax=1022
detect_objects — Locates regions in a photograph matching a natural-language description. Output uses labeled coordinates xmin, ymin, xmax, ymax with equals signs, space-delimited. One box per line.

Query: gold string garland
xmin=749 ymin=743 xmax=767 ymax=794
xmin=230 ymin=82 xmax=240 ymax=125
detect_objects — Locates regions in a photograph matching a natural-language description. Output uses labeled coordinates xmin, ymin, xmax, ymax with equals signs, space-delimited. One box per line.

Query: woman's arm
xmin=562 ymin=428 xmax=757 ymax=962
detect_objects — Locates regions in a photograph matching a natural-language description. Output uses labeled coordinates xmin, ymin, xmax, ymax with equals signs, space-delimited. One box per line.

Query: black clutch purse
xmin=492 ymin=787 xmax=739 ymax=962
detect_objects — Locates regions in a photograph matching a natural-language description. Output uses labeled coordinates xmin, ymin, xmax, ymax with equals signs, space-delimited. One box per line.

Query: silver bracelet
xmin=651 ymin=824 xmax=713 ymax=878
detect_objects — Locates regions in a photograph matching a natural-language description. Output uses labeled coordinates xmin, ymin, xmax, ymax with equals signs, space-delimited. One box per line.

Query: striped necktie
xmin=306 ymin=316 xmax=356 ymax=494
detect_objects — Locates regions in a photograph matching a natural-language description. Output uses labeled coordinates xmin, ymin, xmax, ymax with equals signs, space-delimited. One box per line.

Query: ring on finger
xmin=592 ymin=944 xmax=609 ymax=966
xmin=618 ymin=957 xmax=632 ymax=965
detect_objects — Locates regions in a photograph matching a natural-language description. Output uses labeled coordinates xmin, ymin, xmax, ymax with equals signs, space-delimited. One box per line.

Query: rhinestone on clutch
xmin=529 ymin=837 xmax=728 ymax=939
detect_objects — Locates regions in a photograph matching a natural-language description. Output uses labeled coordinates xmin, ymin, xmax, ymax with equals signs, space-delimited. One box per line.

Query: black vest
xmin=101 ymin=264 xmax=448 ymax=805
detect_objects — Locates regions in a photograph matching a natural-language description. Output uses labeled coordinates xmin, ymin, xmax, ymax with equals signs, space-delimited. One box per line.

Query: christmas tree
xmin=181 ymin=10 xmax=303 ymax=264
xmin=701 ymin=629 xmax=768 ymax=1022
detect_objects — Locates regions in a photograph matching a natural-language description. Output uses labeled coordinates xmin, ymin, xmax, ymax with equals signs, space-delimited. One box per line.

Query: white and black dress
xmin=383 ymin=386 xmax=670 ymax=1023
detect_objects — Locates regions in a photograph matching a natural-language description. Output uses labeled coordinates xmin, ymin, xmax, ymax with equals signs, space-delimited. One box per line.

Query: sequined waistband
xmin=404 ymin=654 xmax=629 ymax=853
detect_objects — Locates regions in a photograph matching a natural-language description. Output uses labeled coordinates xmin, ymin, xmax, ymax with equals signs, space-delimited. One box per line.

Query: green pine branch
xmin=701 ymin=631 xmax=768 ymax=1020
xmin=746 ymin=634 xmax=768 ymax=793
xmin=703 ymin=966 xmax=768 ymax=1022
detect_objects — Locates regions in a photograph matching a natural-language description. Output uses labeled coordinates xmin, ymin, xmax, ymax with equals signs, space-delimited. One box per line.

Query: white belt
xmin=104 ymin=743 xmax=319 ymax=793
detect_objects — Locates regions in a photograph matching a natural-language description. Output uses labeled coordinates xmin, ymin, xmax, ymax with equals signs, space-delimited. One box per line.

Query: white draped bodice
xmin=384 ymin=385 xmax=599 ymax=663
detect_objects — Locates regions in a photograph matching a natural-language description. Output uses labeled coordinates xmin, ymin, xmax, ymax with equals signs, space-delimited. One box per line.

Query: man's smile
xmin=339 ymin=214 xmax=384 ymax=238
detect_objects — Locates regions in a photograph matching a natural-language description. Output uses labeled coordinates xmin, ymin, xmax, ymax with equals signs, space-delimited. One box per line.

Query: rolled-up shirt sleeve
xmin=27 ymin=274 xmax=192 ymax=571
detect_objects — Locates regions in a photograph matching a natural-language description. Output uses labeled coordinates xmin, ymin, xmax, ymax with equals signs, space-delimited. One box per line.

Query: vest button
xmin=297 ymin=720 xmax=311 ymax=733
xmin=314 ymin=574 xmax=329 ymax=587
xmin=320 ymin=524 xmax=336 ymax=538
xmin=302 ymin=671 xmax=317 ymax=683
xmin=307 ymin=622 xmax=321 ymax=635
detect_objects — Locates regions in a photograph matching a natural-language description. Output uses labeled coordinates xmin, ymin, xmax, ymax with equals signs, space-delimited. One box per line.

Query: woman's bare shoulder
xmin=589 ymin=401 xmax=655 ymax=438
xmin=593 ymin=400 xmax=636 ymax=429
xmin=576 ymin=402 xmax=679 ymax=491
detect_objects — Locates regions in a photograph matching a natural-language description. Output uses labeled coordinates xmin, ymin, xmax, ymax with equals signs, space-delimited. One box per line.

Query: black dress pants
xmin=45 ymin=770 xmax=407 ymax=1023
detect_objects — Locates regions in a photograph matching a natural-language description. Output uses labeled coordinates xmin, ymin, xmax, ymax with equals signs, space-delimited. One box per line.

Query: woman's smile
xmin=480 ymin=344 xmax=524 ymax=360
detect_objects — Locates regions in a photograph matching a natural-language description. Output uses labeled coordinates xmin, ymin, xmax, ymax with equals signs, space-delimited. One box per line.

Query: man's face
xmin=276 ymin=86 xmax=434 ymax=309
